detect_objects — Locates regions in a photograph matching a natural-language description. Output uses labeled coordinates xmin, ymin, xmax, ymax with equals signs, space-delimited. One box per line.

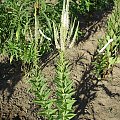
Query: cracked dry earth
xmin=0 ymin=15 xmax=120 ymax=120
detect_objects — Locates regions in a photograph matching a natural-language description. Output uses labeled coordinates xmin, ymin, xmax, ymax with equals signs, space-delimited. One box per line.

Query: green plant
xmin=55 ymin=51 xmax=75 ymax=120
xmin=69 ymin=0 xmax=114 ymax=17
xmin=93 ymin=0 xmax=120 ymax=79
xmin=29 ymin=0 xmax=79 ymax=119
xmin=1 ymin=0 xmax=34 ymax=63
xmin=0 ymin=2 xmax=10 ymax=53
xmin=107 ymin=0 xmax=120 ymax=59
xmin=93 ymin=37 xmax=113 ymax=79
xmin=0 ymin=0 xmax=53 ymax=66
xmin=53 ymin=0 xmax=78 ymax=119
xmin=29 ymin=68 xmax=56 ymax=120
xmin=29 ymin=53 xmax=76 ymax=120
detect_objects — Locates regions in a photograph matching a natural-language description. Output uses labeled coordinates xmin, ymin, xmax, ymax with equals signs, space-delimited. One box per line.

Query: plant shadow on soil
xmin=0 ymin=60 xmax=22 ymax=102
xmin=72 ymin=50 xmax=99 ymax=120
xmin=98 ymin=84 xmax=120 ymax=98
xmin=72 ymin=50 xmax=120 ymax=120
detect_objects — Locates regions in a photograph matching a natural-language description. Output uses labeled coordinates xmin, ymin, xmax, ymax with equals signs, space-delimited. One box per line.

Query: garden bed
xmin=0 ymin=14 xmax=120 ymax=119
xmin=0 ymin=0 xmax=120 ymax=120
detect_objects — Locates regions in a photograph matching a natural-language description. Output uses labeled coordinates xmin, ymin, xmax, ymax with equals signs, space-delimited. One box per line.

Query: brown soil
xmin=0 ymin=6 xmax=120 ymax=120
xmin=0 ymin=60 xmax=40 ymax=120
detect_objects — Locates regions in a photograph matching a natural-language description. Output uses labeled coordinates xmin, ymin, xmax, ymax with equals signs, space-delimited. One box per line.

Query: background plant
xmin=69 ymin=0 xmax=114 ymax=17
xmin=1 ymin=0 xmax=35 ymax=63
xmin=93 ymin=0 xmax=120 ymax=79
xmin=0 ymin=0 xmax=55 ymax=66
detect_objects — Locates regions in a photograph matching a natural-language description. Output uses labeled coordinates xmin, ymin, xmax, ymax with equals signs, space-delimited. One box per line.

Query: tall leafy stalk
xmin=29 ymin=68 xmax=56 ymax=120
xmin=55 ymin=51 xmax=75 ymax=120
xmin=53 ymin=0 xmax=79 ymax=119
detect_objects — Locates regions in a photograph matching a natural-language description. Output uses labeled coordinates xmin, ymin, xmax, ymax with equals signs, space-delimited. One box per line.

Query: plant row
xmin=93 ymin=0 xmax=120 ymax=79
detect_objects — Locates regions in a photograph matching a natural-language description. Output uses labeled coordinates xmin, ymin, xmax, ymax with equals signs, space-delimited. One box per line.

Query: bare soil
xmin=0 ymin=7 xmax=120 ymax=120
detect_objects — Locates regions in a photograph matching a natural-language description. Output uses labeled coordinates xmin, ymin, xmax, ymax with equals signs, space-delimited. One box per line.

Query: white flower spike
xmin=99 ymin=39 xmax=113 ymax=53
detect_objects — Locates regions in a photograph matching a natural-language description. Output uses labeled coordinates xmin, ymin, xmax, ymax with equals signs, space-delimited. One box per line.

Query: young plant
xmin=93 ymin=37 xmax=113 ymax=79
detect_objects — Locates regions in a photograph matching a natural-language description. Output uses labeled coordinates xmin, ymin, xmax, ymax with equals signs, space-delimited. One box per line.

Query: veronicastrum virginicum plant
xmin=28 ymin=68 xmax=56 ymax=120
xmin=29 ymin=0 xmax=79 ymax=119
xmin=102 ymin=0 xmax=120 ymax=68
xmin=53 ymin=0 xmax=79 ymax=51
xmin=53 ymin=0 xmax=79 ymax=119
xmin=106 ymin=0 xmax=120 ymax=67
xmin=93 ymin=0 xmax=120 ymax=79
xmin=1 ymin=0 xmax=52 ymax=66
xmin=1 ymin=0 xmax=32 ymax=63
xmin=28 ymin=1 xmax=57 ymax=120
xmin=27 ymin=0 xmax=51 ymax=68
